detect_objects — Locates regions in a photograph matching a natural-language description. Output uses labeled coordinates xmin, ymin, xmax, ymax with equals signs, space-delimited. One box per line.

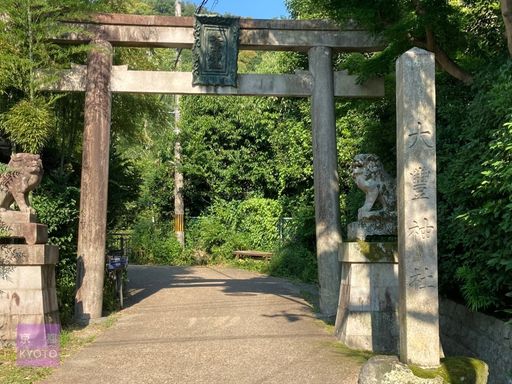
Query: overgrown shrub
xmin=269 ymin=244 xmax=318 ymax=283
xmin=32 ymin=176 xmax=80 ymax=325
xmin=186 ymin=198 xmax=283 ymax=260
xmin=268 ymin=205 xmax=318 ymax=283
xmin=130 ymin=217 xmax=189 ymax=265
xmin=438 ymin=61 xmax=512 ymax=314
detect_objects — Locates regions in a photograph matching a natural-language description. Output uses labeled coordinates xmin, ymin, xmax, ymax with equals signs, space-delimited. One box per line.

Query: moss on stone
xmin=410 ymin=356 xmax=488 ymax=384
xmin=322 ymin=340 xmax=375 ymax=364
xmin=356 ymin=240 xmax=396 ymax=262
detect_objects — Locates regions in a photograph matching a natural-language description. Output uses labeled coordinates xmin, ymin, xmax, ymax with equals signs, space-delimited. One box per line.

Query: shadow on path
xmin=42 ymin=265 xmax=362 ymax=384
xmin=125 ymin=265 xmax=319 ymax=323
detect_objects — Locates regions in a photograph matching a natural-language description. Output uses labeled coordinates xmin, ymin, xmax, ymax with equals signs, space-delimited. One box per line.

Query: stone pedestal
xmin=334 ymin=241 xmax=399 ymax=354
xmin=347 ymin=219 xmax=397 ymax=241
xmin=0 ymin=215 xmax=59 ymax=344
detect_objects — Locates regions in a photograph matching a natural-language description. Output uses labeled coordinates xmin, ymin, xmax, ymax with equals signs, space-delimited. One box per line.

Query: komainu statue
xmin=351 ymin=154 xmax=396 ymax=220
xmin=348 ymin=154 xmax=396 ymax=240
xmin=0 ymin=153 xmax=43 ymax=213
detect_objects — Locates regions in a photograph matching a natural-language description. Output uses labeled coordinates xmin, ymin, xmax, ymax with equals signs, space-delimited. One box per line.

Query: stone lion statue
xmin=351 ymin=154 xmax=396 ymax=220
xmin=0 ymin=153 xmax=43 ymax=213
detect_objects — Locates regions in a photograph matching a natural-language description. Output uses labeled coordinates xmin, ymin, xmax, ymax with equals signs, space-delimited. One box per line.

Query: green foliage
xmin=187 ymin=198 xmax=283 ymax=260
xmin=133 ymin=137 xmax=175 ymax=224
xmin=32 ymin=173 xmax=80 ymax=325
xmin=461 ymin=1 xmax=507 ymax=66
xmin=0 ymin=97 xmax=54 ymax=153
xmin=0 ymin=347 xmax=52 ymax=383
xmin=237 ymin=198 xmax=283 ymax=250
xmin=438 ymin=60 xmax=512 ymax=313
xmin=180 ymin=95 xmax=279 ymax=213
xmin=286 ymin=0 xmax=512 ymax=319
xmin=287 ymin=0 xmax=508 ymax=85
xmin=269 ymin=244 xmax=317 ymax=283
xmin=107 ymin=146 xmax=142 ymax=229
xmin=130 ymin=218 xmax=189 ymax=265
xmin=0 ymin=0 xmax=90 ymax=153
xmin=268 ymin=205 xmax=317 ymax=283
xmin=1 ymin=0 xmax=507 ymax=325
xmin=0 ymin=0 xmax=88 ymax=96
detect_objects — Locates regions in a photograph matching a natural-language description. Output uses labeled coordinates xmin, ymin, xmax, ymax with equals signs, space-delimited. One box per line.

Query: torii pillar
xmin=309 ymin=46 xmax=342 ymax=317
xmin=75 ymin=39 xmax=113 ymax=322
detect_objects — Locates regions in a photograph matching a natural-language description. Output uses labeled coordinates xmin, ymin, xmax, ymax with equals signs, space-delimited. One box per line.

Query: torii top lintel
xmin=58 ymin=13 xmax=384 ymax=52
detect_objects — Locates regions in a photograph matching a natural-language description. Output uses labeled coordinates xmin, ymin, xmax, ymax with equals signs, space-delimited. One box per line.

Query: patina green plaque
xmin=192 ymin=15 xmax=240 ymax=87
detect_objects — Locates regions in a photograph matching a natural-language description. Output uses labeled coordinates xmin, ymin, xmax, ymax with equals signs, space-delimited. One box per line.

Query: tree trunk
xmin=431 ymin=43 xmax=473 ymax=85
xmin=502 ymin=0 xmax=512 ymax=57
xmin=413 ymin=38 xmax=473 ymax=85
xmin=412 ymin=0 xmax=473 ymax=84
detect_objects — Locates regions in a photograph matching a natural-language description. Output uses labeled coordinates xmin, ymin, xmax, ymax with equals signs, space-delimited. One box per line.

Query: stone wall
xmin=439 ymin=299 xmax=512 ymax=384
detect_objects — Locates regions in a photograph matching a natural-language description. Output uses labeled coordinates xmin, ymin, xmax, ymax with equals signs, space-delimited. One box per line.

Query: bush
xmin=186 ymin=198 xmax=283 ymax=261
xmin=32 ymin=169 xmax=138 ymax=322
xmin=267 ymin=205 xmax=318 ymax=283
xmin=268 ymin=244 xmax=318 ymax=283
xmin=130 ymin=218 xmax=189 ymax=265
xmin=437 ymin=61 xmax=512 ymax=315
xmin=32 ymin=176 xmax=80 ymax=325
xmin=186 ymin=199 xmax=320 ymax=284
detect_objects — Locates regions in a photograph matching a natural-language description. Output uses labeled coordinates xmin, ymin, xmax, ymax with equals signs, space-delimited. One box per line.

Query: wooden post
xmin=308 ymin=46 xmax=342 ymax=317
xmin=75 ymin=39 xmax=113 ymax=322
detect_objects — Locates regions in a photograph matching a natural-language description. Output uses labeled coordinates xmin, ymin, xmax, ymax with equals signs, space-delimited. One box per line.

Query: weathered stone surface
xmin=396 ymin=47 xmax=440 ymax=367
xmin=0 ymin=153 xmax=43 ymax=214
xmin=347 ymin=219 xmax=397 ymax=241
xmin=0 ymin=153 xmax=59 ymax=344
xmin=0 ymin=211 xmax=37 ymax=224
xmin=358 ymin=355 xmax=443 ymax=384
xmin=58 ymin=14 xmax=385 ymax=52
xmin=0 ymin=244 xmax=58 ymax=265
xmin=348 ymin=154 xmax=396 ymax=240
xmin=352 ymin=154 xmax=396 ymax=219
xmin=309 ymin=46 xmax=341 ymax=317
xmin=46 ymin=66 xmax=385 ymax=97
xmin=335 ymin=242 xmax=399 ymax=354
xmin=440 ymin=298 xmax=510 ymax=384
xmin=0 ymin=312 xmax=60 ymax=345
xmin=0 ymin=222 xmax=48 ymax=245
xmin=0 ymin=263 xmax=59 ymax=343
xmin=339 ymin=241 xmax=398 ymax=263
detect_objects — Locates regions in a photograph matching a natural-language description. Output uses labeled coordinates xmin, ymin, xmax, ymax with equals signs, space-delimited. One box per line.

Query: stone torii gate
xmin=49 ymin=14 xmax=385 ymax=322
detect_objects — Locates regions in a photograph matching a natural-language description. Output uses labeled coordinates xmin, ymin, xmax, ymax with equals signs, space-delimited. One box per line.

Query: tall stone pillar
xmin=308 ymin=46 xmax=341 ymax=317
xmin=396 ymin=47 xmax=440 ymax=367
xmin=75 ymin=39 xmax=113 ymax=322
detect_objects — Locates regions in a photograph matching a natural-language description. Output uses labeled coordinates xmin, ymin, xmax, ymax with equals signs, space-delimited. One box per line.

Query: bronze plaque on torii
xmin=192 ymin=15 xmax=240 ymax=87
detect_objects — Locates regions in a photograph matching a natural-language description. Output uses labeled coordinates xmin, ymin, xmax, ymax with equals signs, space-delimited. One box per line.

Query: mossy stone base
xmin=335 ymin=241 xmax=399 ymax=354
xmin=410 ymin=356 xmax=489 ymax=384
xmin=339 ymin=241 xmax=398 ymax=263
xmin=359 ymin=355 xmax=489 ymax=384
